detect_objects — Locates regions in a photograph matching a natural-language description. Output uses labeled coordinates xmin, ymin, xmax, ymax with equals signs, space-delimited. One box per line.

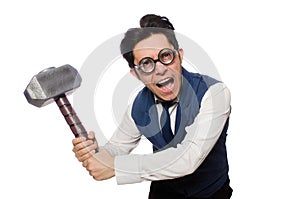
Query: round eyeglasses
xmin=134 ymin=48 xmax=177 ymax=74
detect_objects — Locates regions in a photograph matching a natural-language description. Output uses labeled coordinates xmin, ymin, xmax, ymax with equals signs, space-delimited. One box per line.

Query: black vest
xmin=131 ymin=67 xmax=230 ymax=197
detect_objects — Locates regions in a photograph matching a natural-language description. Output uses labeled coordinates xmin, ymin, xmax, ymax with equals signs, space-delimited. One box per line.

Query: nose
xmin=155 ymin=61 xmax=168 ymax=75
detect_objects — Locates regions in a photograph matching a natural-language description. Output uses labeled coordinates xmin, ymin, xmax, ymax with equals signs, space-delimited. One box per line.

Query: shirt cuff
xmin=115 ymin=154 xmax=143 ymax=185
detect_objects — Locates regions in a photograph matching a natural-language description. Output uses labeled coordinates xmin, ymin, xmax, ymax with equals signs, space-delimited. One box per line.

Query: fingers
xmin=72 ymin=136 xmax=86 ymax=146
xmin=76 ymin=147 xmax=97 ymax=162
xmin=77 ymin=150 xmax=96 ymax=162
xmin=72 ymin=131 xmax=98 ymax=151
xmin=82 ymin=151 xmax=115 ymax=181
xmin=72 ymin=139 xmax=93 ymax=152
xmin=82 ymin=157 xmax=105 ymax=181
xmin=72 ymin=131 xmax=99 ymax=162
xmin=73 ymin=142 xmax=97 ymax=161
xmin=72 ymin=131 xmax=96 ymax=146
xmin=82 ymin=158 xmax=89 ymax=167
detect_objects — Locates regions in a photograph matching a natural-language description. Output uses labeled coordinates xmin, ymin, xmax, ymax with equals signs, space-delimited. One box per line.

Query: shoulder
xmin=202 ymin=82 xmax=231 ymax=109
xmin=183 ymin=69 xmax=220 ymax=88
xmin=133 ymin=86 xmax=153 ymax=104
xmin=182 ymin=68 xmax=221 ymax=99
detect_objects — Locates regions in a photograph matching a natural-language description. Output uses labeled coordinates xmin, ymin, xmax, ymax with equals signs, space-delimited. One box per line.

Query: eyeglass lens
xmin=138 ymin=48 xmax=175 ymax=73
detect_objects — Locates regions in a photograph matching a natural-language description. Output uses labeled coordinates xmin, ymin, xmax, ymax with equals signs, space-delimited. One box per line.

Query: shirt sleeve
xmin=114 ymin=82 xmax=231 ymax=185
xmin=103 ymin=103 xmax=142 ymax=156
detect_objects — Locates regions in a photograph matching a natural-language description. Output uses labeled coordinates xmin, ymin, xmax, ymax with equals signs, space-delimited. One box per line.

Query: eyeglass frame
xmin=133 ymin=48 xmax=178 ymax=74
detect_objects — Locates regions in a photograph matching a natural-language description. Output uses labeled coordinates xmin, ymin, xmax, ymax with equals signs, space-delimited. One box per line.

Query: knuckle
xmin=87 ymin=158 xmax=92 ymax=164
xmin=74 ymin=145 xmax=80 ymax=151
xmin=72 ymin=139 xmax=77 ymax=145
xmin=87 ymin=166 xmax=91 ymax=171
xmin=81 ymin=154 xmax=89 ymax=161
xmin=83 ymin=160 xmax=88 ymax=167
xmin=86 ymin=164 xmax=92 ymax=170
xmin=95 ymin=176 xmax=101 ymax=181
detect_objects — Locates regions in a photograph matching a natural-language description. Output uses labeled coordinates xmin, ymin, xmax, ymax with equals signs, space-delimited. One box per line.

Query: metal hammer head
xmin=24 ymin=64 xmax=82 ymax=107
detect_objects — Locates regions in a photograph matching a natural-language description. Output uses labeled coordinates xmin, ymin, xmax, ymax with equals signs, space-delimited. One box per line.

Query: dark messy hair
xmin=120 ymin=14 xmax=179 ymax=68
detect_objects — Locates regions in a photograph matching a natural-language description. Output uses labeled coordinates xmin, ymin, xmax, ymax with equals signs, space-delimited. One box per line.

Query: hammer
xmin=24 ymin=64 xmax=89 ymax=138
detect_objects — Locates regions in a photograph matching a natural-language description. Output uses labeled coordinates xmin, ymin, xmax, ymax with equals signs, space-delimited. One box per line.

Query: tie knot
xmin=161 ymin=100 xmax=177 ymax=109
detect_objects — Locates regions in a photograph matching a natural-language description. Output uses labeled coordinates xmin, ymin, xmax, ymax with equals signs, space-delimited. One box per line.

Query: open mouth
xmin=156 ymin=77 xmax=174 ymax=88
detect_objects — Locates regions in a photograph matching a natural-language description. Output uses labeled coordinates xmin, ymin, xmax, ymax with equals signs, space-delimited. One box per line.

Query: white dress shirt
xmin=104 ymin=82 xmax=231 ymax=185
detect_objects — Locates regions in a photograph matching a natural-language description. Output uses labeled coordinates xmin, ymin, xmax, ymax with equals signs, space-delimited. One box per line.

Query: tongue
xmin=160 ymin=82 xmax=173 ymax=93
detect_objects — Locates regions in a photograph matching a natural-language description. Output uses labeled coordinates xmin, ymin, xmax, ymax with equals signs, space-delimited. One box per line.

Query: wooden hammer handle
xmin=55 ymin=94 xmax=88 ymax=138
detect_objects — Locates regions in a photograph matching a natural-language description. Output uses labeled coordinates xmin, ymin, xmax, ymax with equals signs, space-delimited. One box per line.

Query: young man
xmin=72 ymin=14 xmax=233 ymax=199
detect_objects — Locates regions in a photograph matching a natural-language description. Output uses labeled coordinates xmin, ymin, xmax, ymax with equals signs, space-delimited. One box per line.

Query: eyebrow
xmin=134 ymin=52 xmax=158 ymax=66
xmin=134 ymin=47 xmax=168 ymax=65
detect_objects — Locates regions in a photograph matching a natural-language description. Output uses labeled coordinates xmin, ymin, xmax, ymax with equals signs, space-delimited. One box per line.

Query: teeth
xmin=158 ymin=78 xmax=171 ymax=85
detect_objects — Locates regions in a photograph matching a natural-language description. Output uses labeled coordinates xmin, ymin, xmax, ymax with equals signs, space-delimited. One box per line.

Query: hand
xmin=72 ymin=131 xmax=98 ymax=162
xmin=83 ymin=148 xmax=115 ymax=181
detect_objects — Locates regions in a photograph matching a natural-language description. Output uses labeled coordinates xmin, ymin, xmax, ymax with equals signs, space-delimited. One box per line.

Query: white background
xmin=1 ymin=0 xmax=300 ymax=198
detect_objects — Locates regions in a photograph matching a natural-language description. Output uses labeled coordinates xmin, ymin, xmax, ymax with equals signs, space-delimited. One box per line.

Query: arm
xmin=72 ymin=100 xmax=142 ymax=160
xmin=115 ymin=83 xmax=231 ymax=184
xmin=103 ymin=105 xmax=142 ymax=156
xmin=72 ymin=103 xmax=143 ymax=180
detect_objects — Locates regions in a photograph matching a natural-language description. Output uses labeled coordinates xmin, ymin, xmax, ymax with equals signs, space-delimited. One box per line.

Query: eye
xmin=161 ymin=52 xmax=171 ymax=58
xmin=159 ymin=49 xmax=174 ymax=63
xmin=139 ymin=58 xmax=154 ymax=72
xmin=141 ymin=59 xmax=150 ymax=65
xmin=140 ymin=58 xmax=151 ymax=66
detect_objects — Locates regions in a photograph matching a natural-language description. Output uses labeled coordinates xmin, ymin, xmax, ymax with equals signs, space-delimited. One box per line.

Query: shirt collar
xmin=154 ymin=95 xmax=179 ymax=106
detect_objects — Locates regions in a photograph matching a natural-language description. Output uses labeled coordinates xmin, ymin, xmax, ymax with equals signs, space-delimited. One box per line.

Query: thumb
xmin=88 ymin=131 xmax=99 ymax=152
xmin=88 ymin=131 xmax=95 ymax=140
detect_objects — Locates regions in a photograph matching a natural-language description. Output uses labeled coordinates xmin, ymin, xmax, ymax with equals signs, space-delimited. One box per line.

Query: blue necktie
xmin=160 ymin=101 xmax=175 ymax=145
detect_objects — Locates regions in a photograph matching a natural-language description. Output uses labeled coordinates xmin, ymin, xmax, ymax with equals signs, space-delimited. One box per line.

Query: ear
xmin=130 ymin=68 xmax=140 ymax=80
xmin=178 ymin=48 xmax=184 ymax=63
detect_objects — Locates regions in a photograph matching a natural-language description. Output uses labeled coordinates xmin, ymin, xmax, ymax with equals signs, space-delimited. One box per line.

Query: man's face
xmin=131 ymin=34 xmax=183 ymax=101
